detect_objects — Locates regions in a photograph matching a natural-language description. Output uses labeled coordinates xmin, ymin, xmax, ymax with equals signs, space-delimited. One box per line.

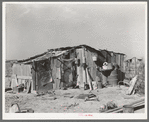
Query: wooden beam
xmin=126 ymin=75 xmax=138 ymax=95
xmin=104 ymin=98 xmax=144 ymax=113
xmin=113 ymin=101 xmax=145 ymax=113
xmin=86 ymin=68 xmax=92 ymax=90
xmin=17 ymin=76 xmax=32 ymax=80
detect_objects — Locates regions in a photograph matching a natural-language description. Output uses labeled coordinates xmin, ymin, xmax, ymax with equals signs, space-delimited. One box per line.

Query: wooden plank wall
xmin=85 ymin=49 xmax=95 ymax=81
xmin=111 ymin=52 xmax=116 ymax=63
xmin=76 ymin=48 xmax=99 ymax=86
xmin=76 ymin=49 xmax=84 ymax=87
xmin=120 ymin=54 xmax=125 ymax=81
xmin=125 ymin=57 xmax=140 ymax=80
xmin=115 ymin=53 xmax=121 ymax=66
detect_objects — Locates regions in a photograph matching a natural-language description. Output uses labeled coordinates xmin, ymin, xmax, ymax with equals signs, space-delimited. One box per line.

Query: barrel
xmin=107 ymin=67 xmax=118 ymax=87
xmin=97 ymin=82 xmax=102 ymax=89
xmin=123 ymin=105 xmax=134 ymax=113
xmin=101 ymin=71 xmax=108 ymax=85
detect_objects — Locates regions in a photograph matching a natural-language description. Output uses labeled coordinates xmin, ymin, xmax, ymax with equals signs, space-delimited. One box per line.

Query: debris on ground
xmin=5 ymin=88 xmax=12 ymax=92
xmin=76 ymin=94 xmax=89 ymax=99
xmin=84 ymin=93 xmax=99 ymax=102
xmin=9 ymin=103 xmax=34 ymax=113
xmin=66 ymin=102 xmax=79 ymax=109
xmin=41 ymin=96 xmax=57 ymax=100
xmin=64 ymin=95 xmax=74 ymax=98
xmin=106 ymin=101 xmax=117 ymax=110
xmin=62 ymin=87 xmax=67 ymax=90
xmin=88 ymin=93 xmax=96 ymax=98
xmin=99 ymin=101 xmax=117 ymax=112
xmin=5 ymin=86 xmax=144 ymax=113
xmin=99 ymin=104 xmax=107 ymax=112
xmin=36 ymin=92 xmax=45 ymax=96
xmin=6 ymin=90 xmax=14 ymax=93
xmin=74 ymin=85 xmax=79 ymax=89
xmin=84 ymin=97 xmax=99 ymax=102
xmin=9 ymin=103 xmax=21 ymax=113
xmin=123 ymin=95 xmax=136 ymax=99
xmin=47 ymin=90 xmax=56 ymax=95
xmin=21 ymin=108 xmax=34 ymax=113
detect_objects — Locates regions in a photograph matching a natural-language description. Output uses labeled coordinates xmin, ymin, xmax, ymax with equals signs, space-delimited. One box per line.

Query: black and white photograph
xmin=3 ymin=2 xmax=147 ymax=119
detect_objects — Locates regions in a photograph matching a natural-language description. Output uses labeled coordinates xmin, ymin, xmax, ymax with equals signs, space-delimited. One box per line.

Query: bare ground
xmin=5 ymin=86 xmax=145 ymax=113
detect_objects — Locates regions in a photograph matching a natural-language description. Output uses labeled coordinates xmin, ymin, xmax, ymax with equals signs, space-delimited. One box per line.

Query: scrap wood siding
xmin=11 ymin=63 xmax=33 ymax=93
xmin=12 ymin=45 xmax=125 ymax=93
xmin=115 ymin=53 xmax=125 ymax=81
xmin=124 ymin=57 xmax=143 ymax=80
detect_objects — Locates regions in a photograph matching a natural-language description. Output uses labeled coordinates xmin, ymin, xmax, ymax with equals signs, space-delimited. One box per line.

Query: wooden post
xmin=82 ymin=48 xmax=87 ymax=85
xmin=126 ymin=75 xmax=138 ymax=95
xmin=77 ymin=66 xmax=80 ymax=86
xmin=86 ymin=68 xmax=93 ymax=90
xmin=35 ymin=62 xmax=38 ymax=90
xmin=134 ymin=57 xmax=137 ymax=76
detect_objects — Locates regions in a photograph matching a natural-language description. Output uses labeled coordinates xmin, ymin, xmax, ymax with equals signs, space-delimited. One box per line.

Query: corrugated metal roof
xmin=20 ymin=50 xmax=68 ymax=64
xmin=17 ymin=44 xmax=126 ymax=63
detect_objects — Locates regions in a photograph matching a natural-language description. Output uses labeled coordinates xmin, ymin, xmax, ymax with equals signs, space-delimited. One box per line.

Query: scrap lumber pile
xmin=124 ymin=61 xmax=145 ymax=95
xmin=103 ymin=98 xmax=145 ymax=113
xmin=126 ymin=75 xmax=138 ymax=95
xmin=124 ymin=58 xmax=145 ymax=95
xmin=99 ymin=101 xmax=118 ymax=112
xmin=134 ymin=62 xmax=145 ymax=95
xmin=9 ymin=103 xmax=34 ymax=113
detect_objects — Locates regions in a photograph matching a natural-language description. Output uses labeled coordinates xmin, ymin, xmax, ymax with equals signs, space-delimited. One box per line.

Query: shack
xmin=10 ymin=45 xmax=126 ymax=93
xmin=124 ymin=57 xmax=143 ymax=80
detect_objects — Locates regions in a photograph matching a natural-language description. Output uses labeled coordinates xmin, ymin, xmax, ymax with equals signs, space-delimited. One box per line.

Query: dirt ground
xmin=5 ymin=85 xmax=145 ymax=113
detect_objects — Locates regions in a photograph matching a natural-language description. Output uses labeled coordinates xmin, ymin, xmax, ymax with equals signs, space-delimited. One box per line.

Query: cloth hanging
xmin=11 ymin=79 xmax=18 ymax=89
xmin=26 ymin=79 xmax=32 ymax=93
xmin=12 ymin=63 xmax=32 ymax=76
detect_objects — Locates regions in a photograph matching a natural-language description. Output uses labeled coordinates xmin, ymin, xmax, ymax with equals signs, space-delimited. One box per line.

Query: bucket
xmin=123 ymin=105 xmax=134 ymax=113
xmin=101 ymin=73 xmax=107 ymax=85
xmin=84 ymin=84 xmax=89 ymax=90
xmin=108 ymin=69 xmax=118 ymax=87
xmin=102 ymin=65 xmax=108 ymax=70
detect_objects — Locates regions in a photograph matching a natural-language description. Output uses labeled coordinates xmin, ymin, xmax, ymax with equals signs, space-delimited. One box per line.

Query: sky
xmin=5 ymin=2 xmax=147 ymax=61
